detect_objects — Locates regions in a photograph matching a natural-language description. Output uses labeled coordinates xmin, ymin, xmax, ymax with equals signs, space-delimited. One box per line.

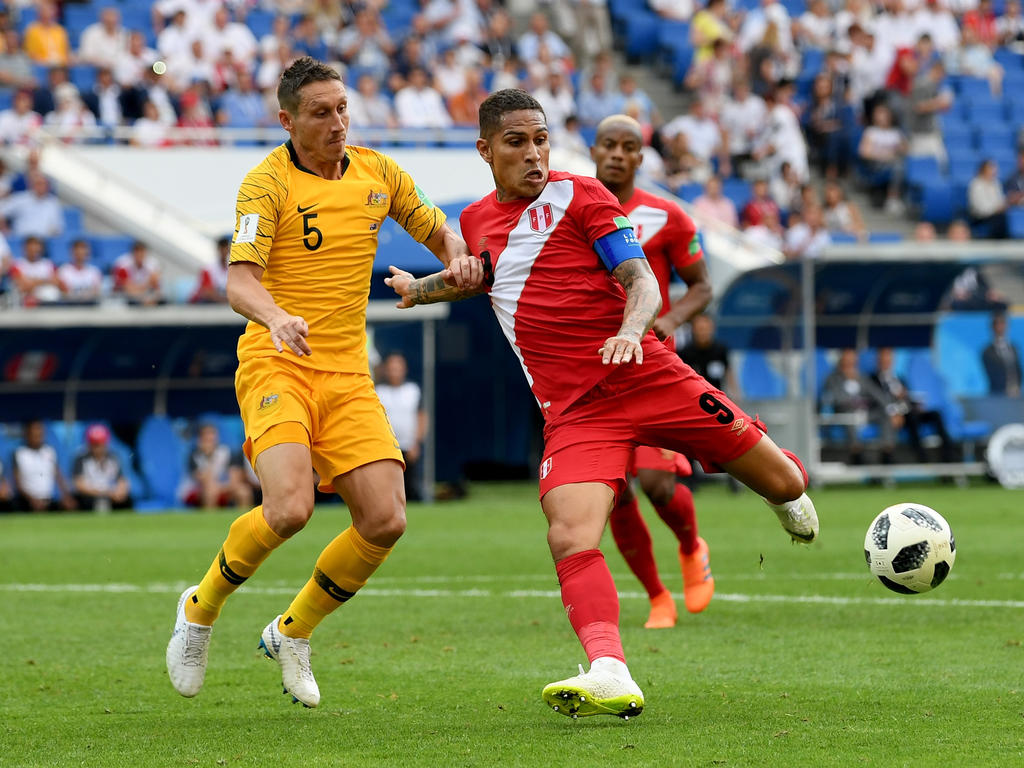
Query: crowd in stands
xmin=2 ymin=0 xmax=1024 ymax=307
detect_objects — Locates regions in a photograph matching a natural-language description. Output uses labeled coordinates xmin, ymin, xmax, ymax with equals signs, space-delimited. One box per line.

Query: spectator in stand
xmin=948 ymin=25 xmax=1003 ymax=97
xmin=619 ymin=74 xmax=659 ymax=134
xmin=447 ymin=66 xmax=488 ymax=127
xmin=157 ymin=9 xmax=192 ymax=65
xmin=968 ymin=159 xmax=1009 ymax=238
xmin=794 ymin=0 xmax=835 ymax=50
xmin=183 ymin=422 xmax=254 ymax=510
xmin=191 ymin=235 xmax=230 ymax=304
xmin=690 ymin=0 xmax=732 ymax=64
xmin=693 ymin=176 xmax=739 ymax=228
xmin=913 ymin=0 xmax=960 ymax=54
xmin=575 ymin=70 xmax=625 ymax=128
xmin=8 ymin=236 xmax=60 ymax=306
xmin=685 ymin=38 xmax=734 ymax=119
xmin=742 ymin=177 xmax=781 ymax=228
xmin=858 ymin=103 xmax=907 ymax=213
xmin=662 ymin=99 xmax=728 ymax=180
xmin=914 ymin=221 xmax=937 ymax=241
xmin=678 ymin=314 xmax=738 ymax=395
xmin=83 ymin=67 xmax=124 ymax=129
xmin=748 ymin=22 xmax=794 ymax=97
xmin=1005 ymin=151 xmax=1024 ymax=208
xmin=848 ymin=25 xmax=889 ymax=120
xmin=256 ymin=42 xmax=299 ymax=92
xmin=964 ymin=0 xmax=1000 ymax=49
xmin=874 ymin=0 xmax=915 ymax=64
xmin=720 ymin=78 xmax=766 ymax=174
xmin=550 ymin=112 xmax=589 ymax=155
xmin=871 ymin=347 xmax=957 ymax=463
xmin=115 ymin=31 xmax=160 ymax=91
xmin=803 ymin=73 xmax=847 ymax=179
xmin=201 ymin=6 xmax=258 ymax=68
xmin=821 ymin=348 xmax=898 ymax=465
xmin=434 ymin=46 xmax=468 ymax=101
xmin=258 ymin=15 xmax=294 ymax=60
xmin=12 ymin=420 xmax=75 ymax=512
xmin=132 ymin=99 xmax=172 ymax=147
xmin=982 ymin=311 xmax=1023 ymax=397
xmin=44 ymin=84 xmax=98 ymax=141
xmin=375 ymin=352 xmax=427 ymax=502
xmin=113 ymin=241 xmax=162 ymax=306
xmin=336 ymin=9 xmax=395 ymax=81
xmin=769 ymin=160 xmax=802 ymax=215
xmin=393 ymin=35 xmax=432 ymax=80
xmin=999 ymin=0 xmax=1024 ymax=47
xmin=947 ymin=219 xmax=971 ymax=242
xmin=0 ymin=30 xmax=36 ymax=93
xmin=346 ymin=73 xmax=397 ymax=129
xmin=651 ymin=0 xmax=695 ymax=20
xmin=57 ymin=239 xmax=103 ymax=305
xmin=23 ymin=1 xmax=68 ymax=67
xmin=72 ymin=424 xmax=131 ymax=512
xmin=752 ymin=82 xmax=809 ymax=182
xmin=0 ymin=89 xmax=42 ymax=145
xmin=823 ymin=182 xmax=867 ymax=241
xmin=743 ymin=207 xmax=785 ymax=250
xmin=77 ymin=6 xmax=128 ymax=70
xmin=532 ymin=70 xmax=577 ymax=134
xmin=394 ymin=67 xmax=453 ymax=128
xmin=783 ymin=204 xmax=832 ymax=259
xmin=907 ymin=59 xmax=952 ymax=164
xmin=217 ymin=69 xmax=272 ymax=128
xmin=517 ymin=11 xmax=572 ymax=64
xmin=740 ymin=0 xmax=795 ymax=56
xmin=1 ymin=172 xmax=63 ymax=239
xmin=291 ymin=14 xmax=330 ymax=62
xmin=478 ymin=9 xmax=515 ymax=67
xmin=176 ymin=86 xmax=218 ymax=145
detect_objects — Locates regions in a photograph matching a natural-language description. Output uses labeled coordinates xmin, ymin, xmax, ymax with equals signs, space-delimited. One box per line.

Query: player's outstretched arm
xmin=385 ymin=265 xmax=486 ymax=308
xmin=422 ymin=222 xmax=482 ymax=289
xmin=227 ymin=262 xmax=312 ymax=356
xmin=601 ymin=258 xmax=662 ymax=365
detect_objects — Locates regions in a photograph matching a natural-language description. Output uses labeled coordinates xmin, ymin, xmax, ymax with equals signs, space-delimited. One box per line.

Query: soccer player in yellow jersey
xmin=166 ymin=57 xmax=481 ymax=708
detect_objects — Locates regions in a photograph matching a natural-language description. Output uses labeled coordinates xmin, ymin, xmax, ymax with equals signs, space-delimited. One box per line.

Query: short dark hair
xmin=478 ymin=89 xmax=545 ymax=139
xmin=277 ymin=56 xmax=342 ymax=115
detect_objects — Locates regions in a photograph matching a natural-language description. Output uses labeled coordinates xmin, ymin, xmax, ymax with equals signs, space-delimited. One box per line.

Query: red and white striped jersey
xmin=460 ymin=171 xmax=663 ymax=418
xmin=620 ymin=188 xmax=703 ymax=318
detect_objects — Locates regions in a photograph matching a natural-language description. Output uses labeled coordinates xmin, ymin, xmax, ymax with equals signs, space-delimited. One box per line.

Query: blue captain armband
xmin=594 ymin=220 xmax=644 ymax=272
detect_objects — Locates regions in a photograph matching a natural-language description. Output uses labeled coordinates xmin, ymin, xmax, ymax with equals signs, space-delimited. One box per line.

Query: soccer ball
xmin=864 ymin=503 xmax=956 ymax=594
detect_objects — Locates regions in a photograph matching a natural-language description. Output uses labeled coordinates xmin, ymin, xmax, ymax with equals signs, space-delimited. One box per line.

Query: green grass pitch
xmin=2 ymin=481 xmax=1022 ymax=767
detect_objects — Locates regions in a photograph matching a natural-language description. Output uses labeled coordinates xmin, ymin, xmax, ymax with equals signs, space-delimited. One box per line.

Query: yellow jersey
xmin=230 ymin=141 xmax=445 ymax=373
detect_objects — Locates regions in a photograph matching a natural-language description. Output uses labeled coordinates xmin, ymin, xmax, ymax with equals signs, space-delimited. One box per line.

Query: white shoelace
xmin=182 ymin=625 xmax=210 ymax=667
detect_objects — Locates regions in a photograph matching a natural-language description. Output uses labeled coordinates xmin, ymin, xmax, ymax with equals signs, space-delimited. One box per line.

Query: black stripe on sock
xmin=313 ymin=567 xmax=356 ymax=603
xmin=218 ymin=549 xmax=248 ymax=586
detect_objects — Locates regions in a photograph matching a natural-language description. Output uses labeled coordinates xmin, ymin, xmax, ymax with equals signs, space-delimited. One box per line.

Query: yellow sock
xmin=279 ymin=526 xmax=393 ymax=639
xmin=185 ymin=506 xmax=286 ymax=625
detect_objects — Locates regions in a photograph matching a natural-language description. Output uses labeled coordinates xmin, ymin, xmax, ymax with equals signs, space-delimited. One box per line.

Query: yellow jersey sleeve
xmin=230 ymin=146 xmax=290 ymax=269
xmin=377 ymin=152 xmax=446 ymax=244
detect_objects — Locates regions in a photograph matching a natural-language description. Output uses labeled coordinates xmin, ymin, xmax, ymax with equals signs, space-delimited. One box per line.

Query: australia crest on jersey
xmin=527 ymin=203 xmax=554 ymax=233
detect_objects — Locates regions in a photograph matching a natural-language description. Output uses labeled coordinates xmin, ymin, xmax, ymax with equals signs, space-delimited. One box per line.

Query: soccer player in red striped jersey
xmin=591 ymin=114 xmax=714 ymax=628
xmin=385 ymin=90 xmax=818 ymax=720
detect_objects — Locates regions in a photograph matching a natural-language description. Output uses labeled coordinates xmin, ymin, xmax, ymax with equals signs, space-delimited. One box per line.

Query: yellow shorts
xmin=236 ymin=357 xmax=404 ymax=492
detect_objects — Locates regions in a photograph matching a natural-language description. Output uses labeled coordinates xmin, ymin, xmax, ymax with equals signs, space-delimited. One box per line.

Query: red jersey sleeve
xmin=668 ymin=205 xmax=704 ymax=272
xmin=571 ymin=175 xmax=633 ymax=246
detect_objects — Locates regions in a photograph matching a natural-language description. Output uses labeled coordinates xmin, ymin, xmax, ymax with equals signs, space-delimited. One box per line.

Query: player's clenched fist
xmin=269 ymin=313 xmax=312 ymax=356
xmin=446 ymin=254 xmax=484 ymax=289
xmin=599 ymin=334 xmax=644 ymax=365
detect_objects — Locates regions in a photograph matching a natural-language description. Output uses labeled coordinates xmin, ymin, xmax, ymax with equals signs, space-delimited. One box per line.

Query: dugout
xmin=714 ymin=245 xmax=1024 ymax=484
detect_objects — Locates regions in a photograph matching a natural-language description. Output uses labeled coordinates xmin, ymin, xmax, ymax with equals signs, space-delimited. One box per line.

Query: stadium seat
xmin=905 ymin=155 xmax=942 ymax=188
xmin=675 ymin=182 xmax=703 ymax=202
xmin=974 ymin=123 xmax=1014 ymax=153
xmin=0 ymin=91 xmax=12 ymax=112
xmin=740 ymin=351 xmax=787 ymax=399
xmin=671 ymin=46 xmax=694 ymax=88
xmin=829 ymin=231 xmax=858 ymax=244
xmin=69 ymin=65 xmax=97 ymax=94
xmin=963 ymin=102 xmax=1004 ymax=125
xmin=1008 ymin=208 xmax=1024 ymax=239
xmin=994 ymin=48 xmax=1024 ymax=72
xmin=624 ymin=12 xmax=661 ymax=62
xmin=137 ymin=416 xmax=188 ymax=509
xmin=867 ymin=232 xmax=903 ymax=243
xmin=948 ymin=156 xmax=979 ymax=185
xmin=940 ymin=120 xmax=972 ymax=150
xmin=657 ymin=22 xmax=690 ymax=69
xmin=89 ymin=235 xmax=134 ymax=272
xmin=245 ymin=9 xmax=275 ymax=39
xmin=955 ymin=76 xmax=993 ymax=102
xmin=63 ymin=6 xmax=99 ymax=47
xmin=919 ymin=185 xmax=954 ymax=225
xmin=63 ymin=207 xmax=84 ymax=232
xmin=722 ymin=178 xmax=753 ymax=210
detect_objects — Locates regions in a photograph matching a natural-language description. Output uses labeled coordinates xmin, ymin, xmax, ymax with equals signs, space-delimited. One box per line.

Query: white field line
xmin=0 ymin=581 xmax=1021 ymax=609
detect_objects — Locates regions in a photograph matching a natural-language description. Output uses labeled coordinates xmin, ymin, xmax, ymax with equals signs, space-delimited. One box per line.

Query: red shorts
xmin=628 ymin=445 xmax=693 ymax=477
xmin=538 ymin=344 xmax=762 ymax=499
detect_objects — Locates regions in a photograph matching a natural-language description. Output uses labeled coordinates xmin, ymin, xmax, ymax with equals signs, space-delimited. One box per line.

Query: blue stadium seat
xmin=46 ymin=236 xmax=73 ymax=266
xmin=868 ymin=232 xmax=903 ymax=243
xmin=137 ymin=416 xmax=188 ymax=509
xmin=740 ymin=351 xmax=787 ymax=399
xmin=0 ymin=90 xmax=12 ymax=111
xmin=90 ymin=235 xmax=134 ymax=272
xmin=948 ymin=156 xmax=978 ymax=185
xmin=1009 ymin=208 xmax=1024 ymax=239
xmin=963 ymin=102 xmax=1004 ymax=124
xmin=69 ymin=65 xmax=97 ymax=94
xmin=905 ymin=155 xmax=942 ymax=187
xmin=245 ymin=9 xmax=275 ymax=39
xmin=973 ymin=122 xmax=1014 ymax=152
xmin=624 ymin=12 xmax=661 ymax=62
xmin=64 ymin=5 xmax=99 ymax=46
xmin=15 ymin=6 xmax=37 ymax=34
xmin=675 ymin=182 xmax=703 ymax=202
xmin=955 ymin=76 xmax=993 ymax=102
xmin=672 ymin=46 xmax=694 ymax=87
xmin=940 ymin=120 xmax=972 ymax=149
xmin=920 ymin=185 xmax=954 ymax=225
xmin=657 ymin=21 xmax=690 ymax=68
xmin=995 ymin=48 xmax=1024 ymax=71
xmin=63 ymin=207 xmax=83 ymax=232
xmin=828 ymin=231 xmax=858 ymax=244
xmin=946 ymin=142 xmax=980 ymax=167
xmin=990 ymin=148 xmax=1018 ymax=178
xmin=722 ymin=178 xmax=752 ymax=210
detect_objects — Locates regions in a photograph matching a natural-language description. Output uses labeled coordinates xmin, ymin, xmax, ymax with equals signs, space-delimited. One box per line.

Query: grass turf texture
xmin=1 ymin=482 xmax=1022 ymax=767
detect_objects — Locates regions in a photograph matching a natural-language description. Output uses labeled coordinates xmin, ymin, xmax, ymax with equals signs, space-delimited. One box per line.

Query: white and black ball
xmin=864 ymin=503 xmax=956 ymax=594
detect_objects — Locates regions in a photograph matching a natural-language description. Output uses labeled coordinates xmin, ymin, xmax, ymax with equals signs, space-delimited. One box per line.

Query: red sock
xmin=653 ymin=484 xmax=699 ymax=555
xmin=609 ymin=495 xmax=666 ymax=599
xmin=555 ymin=550 xmax=624 ymax=663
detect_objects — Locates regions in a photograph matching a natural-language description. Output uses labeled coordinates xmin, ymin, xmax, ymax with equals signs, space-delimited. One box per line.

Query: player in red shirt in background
xmin=386 ymin=89 xmax=817 ymax=720
xmin=591 ymin=114 xmax=714 ymax=628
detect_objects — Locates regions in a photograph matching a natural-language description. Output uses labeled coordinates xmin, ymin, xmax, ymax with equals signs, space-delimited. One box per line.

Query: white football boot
xmin=767 ymin=492 xmax=819 ymax=543
xmin=259 ymin=615 xmax=320 ymax=708
xmin=542 ymin=657 xmax=644 ymax=719
xmin=166 ymin=585 xmax=213 ymax=697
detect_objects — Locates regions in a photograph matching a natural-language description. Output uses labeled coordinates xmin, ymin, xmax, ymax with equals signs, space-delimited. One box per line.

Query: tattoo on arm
xmin=613 ymin=258 xmax=662 ymax=339
xmin=409 ymin=272 xmax=485 ymax=304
